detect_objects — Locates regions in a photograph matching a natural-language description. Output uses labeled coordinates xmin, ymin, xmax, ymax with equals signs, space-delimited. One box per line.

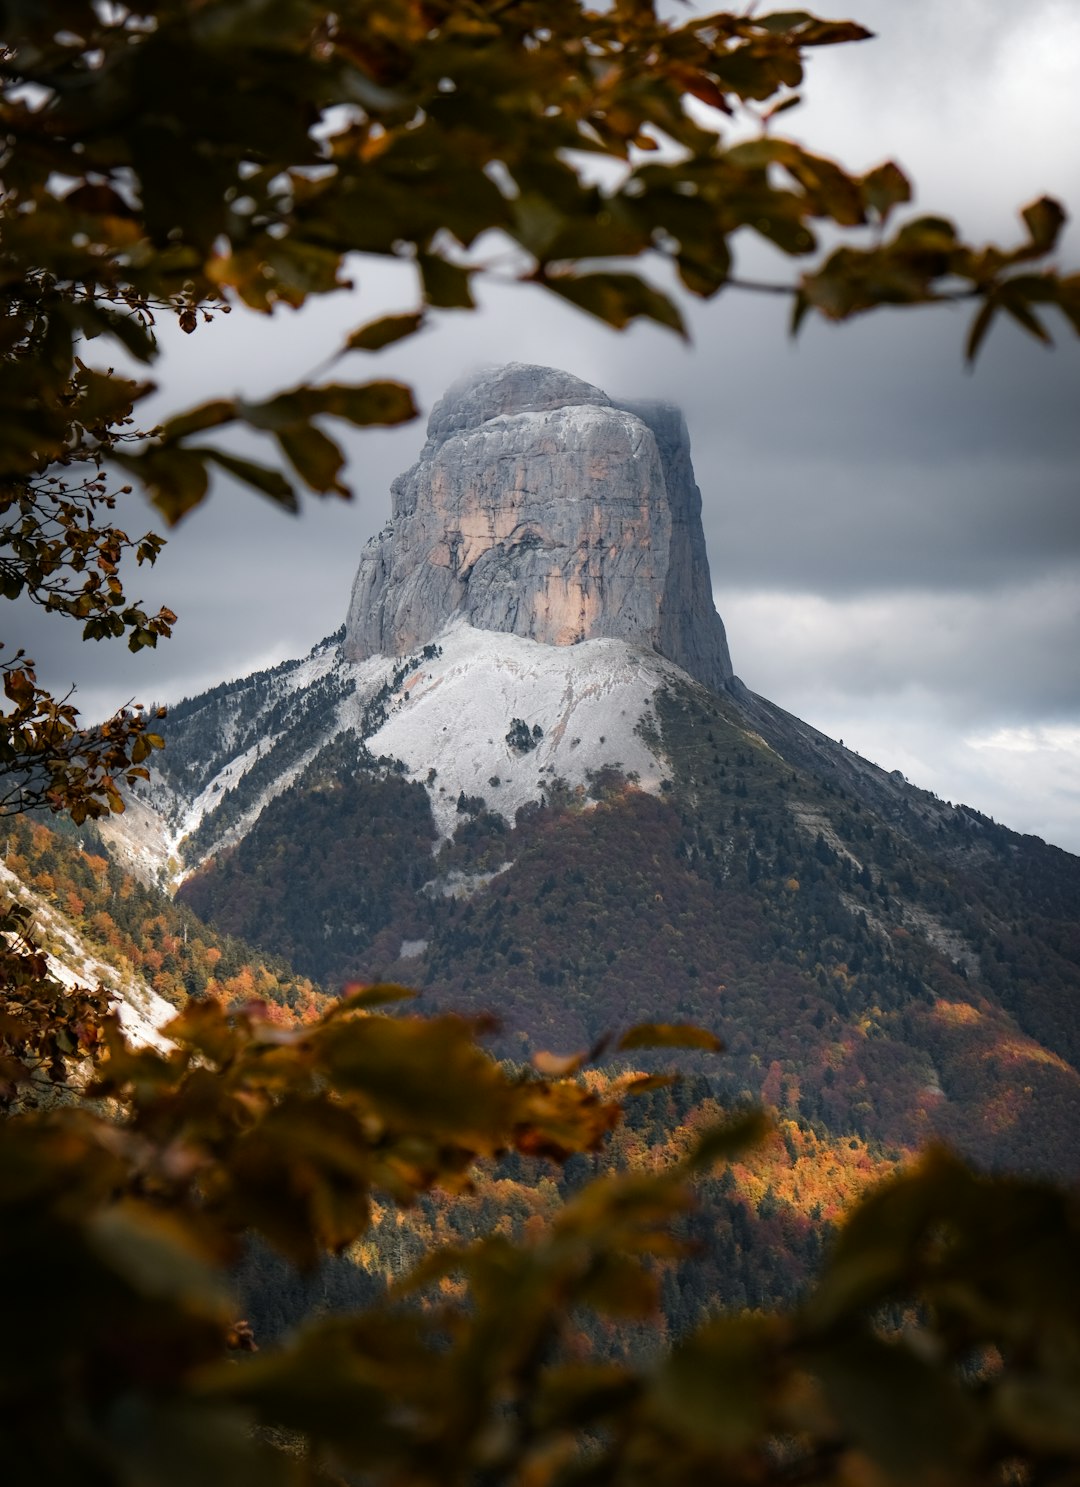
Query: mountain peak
xmin=424 ymin=363 xmax=612 ymax=449
xmin=343 ymin=364 xmax=735 ymax=693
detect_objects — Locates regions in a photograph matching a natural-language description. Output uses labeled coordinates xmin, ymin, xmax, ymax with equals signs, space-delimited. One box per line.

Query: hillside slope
xmin=171 ymin=646 xmax=1080 ymax=1181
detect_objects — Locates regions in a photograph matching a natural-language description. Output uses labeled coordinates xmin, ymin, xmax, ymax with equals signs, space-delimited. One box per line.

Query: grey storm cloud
xmin=725 ymin=575 xmax=1080 ymax=725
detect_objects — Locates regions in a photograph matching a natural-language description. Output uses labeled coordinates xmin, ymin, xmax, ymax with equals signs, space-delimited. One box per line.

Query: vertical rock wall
xmin=343 ymin=364 xmax=734 ymax=692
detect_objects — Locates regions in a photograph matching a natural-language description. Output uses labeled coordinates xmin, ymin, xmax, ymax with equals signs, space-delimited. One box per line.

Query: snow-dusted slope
xmin=98 ymin=633 xmax=356 ymax=884
xmin=97 ymin=365 xmax=745 ymax=883
xmin=100 ymin=621 xmax=682 ymax=883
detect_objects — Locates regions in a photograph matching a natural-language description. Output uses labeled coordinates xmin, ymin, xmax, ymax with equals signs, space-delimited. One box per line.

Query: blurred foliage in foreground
xmin=3 ymin=928 xmax=1080 ymax=1486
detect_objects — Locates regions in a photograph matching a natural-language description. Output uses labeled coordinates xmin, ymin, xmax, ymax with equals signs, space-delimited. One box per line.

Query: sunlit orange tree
xmin=3 ymin=3 xmax=1080 ymax=1482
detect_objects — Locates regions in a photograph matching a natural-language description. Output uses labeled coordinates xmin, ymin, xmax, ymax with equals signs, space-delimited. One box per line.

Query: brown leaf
xmin=344 ymin=311 xmax=425 ymax=353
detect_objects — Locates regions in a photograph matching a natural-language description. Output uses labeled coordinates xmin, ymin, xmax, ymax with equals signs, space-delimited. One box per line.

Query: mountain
xmin=99 ymin=363 xmax=1080 ymax=1182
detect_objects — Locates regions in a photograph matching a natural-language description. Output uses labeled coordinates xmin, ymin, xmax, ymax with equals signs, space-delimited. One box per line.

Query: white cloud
xmin=794 ymin=0 xmax=1080 ymax=246
xmin=722 ymin=581 xmax=1080 ymax=852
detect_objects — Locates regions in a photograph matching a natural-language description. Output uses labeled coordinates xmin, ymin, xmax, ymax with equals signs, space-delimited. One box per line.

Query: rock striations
xmin=343 ymin=364 xmax=735 ymax=693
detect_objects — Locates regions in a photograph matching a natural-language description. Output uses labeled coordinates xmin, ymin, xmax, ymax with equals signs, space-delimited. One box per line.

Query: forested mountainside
xmin=8 ymin=659 xmax=1080 ymax=1338
xmin=236 ymin=1073 xmax=896 ymax=1350
xmin=178 ymin=672 xmax=1080 ymax=1183
xmin=45 ymin=363 xmax=1077 ymax=1350
xmin=2 ymin=805 xmax=901 ymax=1339
xmin=1 ymin=814 xmax=327 ymax=1021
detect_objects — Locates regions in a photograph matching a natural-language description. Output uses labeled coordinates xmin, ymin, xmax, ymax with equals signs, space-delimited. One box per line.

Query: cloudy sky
xmin=14 ymin=0 xmax=1080 ymax=851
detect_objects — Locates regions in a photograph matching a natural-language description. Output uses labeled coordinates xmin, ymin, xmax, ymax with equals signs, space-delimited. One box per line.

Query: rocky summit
xmin=343 ymin=363 xmax=735 ymax=694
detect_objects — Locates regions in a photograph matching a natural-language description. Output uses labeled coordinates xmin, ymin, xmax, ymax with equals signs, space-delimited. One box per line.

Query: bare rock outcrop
xmin=343 ymin=363 xmax=735 ymax=692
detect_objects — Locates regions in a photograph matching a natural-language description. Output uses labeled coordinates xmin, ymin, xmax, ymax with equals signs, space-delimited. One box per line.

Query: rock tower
xmin=343 ymin=363 xmax=734 ymax=692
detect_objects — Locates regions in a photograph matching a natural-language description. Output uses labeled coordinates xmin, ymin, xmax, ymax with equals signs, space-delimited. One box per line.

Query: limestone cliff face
xmin=343 ymin=364 xmax=734 ymax=692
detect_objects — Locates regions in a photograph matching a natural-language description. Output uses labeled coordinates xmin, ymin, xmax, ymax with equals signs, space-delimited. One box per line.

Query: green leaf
xmin=713 ymin=43 xmax=803 ymax=100
xmin=683 ymin=1111 xmax=771 ymax=1172
xmin=797 ymin=19 xmax=874 ymax=45
xmin=417 ymin=252 xmax=475 ymax=309
xmin=810 ymin=1335 xmax=976 ymax=1484
xmin=334 ymin=984 xmax=417 ymax=1012
xmin=1021 ymin=195 xmax=1067 ymax=254
xmin=807 ymin=1150 xmax=972 ymax=1326
xmin=861 ymin=160 xmax=912 ymax=224
xmin=198 ymin=1319 xmax=406 ymax=1458
xmin=159 ymin=399 xmax=238 ymax=444
xmin=746 ymin=201 xmax=818 ymax=256
xmin=618 ymin=1022 xmax=722 ymax=1051
xmin=86 ymin=1201 xmax=229 ymax=1314
xmin=512 ymin=192 xmax=569 ymax=257
xmin=238 ymin=381 xmax=418 ymax=433
xmin=541 ymin=271 xmax=686 ymax=336
xmin=196 ymin=447 xmax=298 ymax=511
xmin=757 ymin=13 xmax=874 ymax=44
xmin=620 ymin=1073 xmax=677 ymax=1095
xmin=115 ymin=447 xmax=211 ymax=525
xmin=790 ymin=286 xmax=812 ymax=336
xmin=225 ymin=1097 xmax=375 ymax=1260
xmin=724 ymin=137 xmax=793 ymax=170
xmin=276 ymin=423 xmax=348 ymax=496
xmin=762 ymin=92 xmax=802 ymax=122
xmin=784 ymin=146 xmax=865 ymax=226
xmin=102 ymin=1398 xmax=292 ymax=1487
xmin=315 ymin=1014 xmax=515 ymax=1142
xmin=343 ymin=311 xmax=425 ymax=353
xmin=65 ymin=301 xmax=158 ymax=364
xmin=893 ymin=215 xmax=959 ymax=251
xmin=1001 ymin=271 xmax=1065 ymax=304
xmin=264 ymin=239 xmax=349 ymax=300
xmin=653 ymin=1315 xmax=781 ymax=1452
xmin=1054 ymin=272 xmax=1080 ymax=335
xmin=95 ymin=306 xmax=158 ymax=364
xmin=533 ymin=1049 xmax=588 ymax=1077
xmin=676 ymin=239 xmax=732 ymax=297
xmin=996 ymin=1374 xmax=1080 ymax=1453
xmin=965 ymin=296 xmax=997 ymax=364
xmin=578 ymin=1249 xmax=660 ymax=1318
xmin=532 ymin=1363 xmax=639 ymax=1431
xmin=74 ymin=366 xmax=153 ymax=426
xmin=307 ymin=381 xmax=418 ymax=428
xmin=755 ymin=9 xmax=816 ymax=28
xmin=999 ymin=282 xmax=1053 ymax=345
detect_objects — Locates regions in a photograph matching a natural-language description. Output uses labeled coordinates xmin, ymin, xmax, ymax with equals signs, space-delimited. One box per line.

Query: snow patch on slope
xmin=362 ymin=618 xmax=677 ymax=839
xmin=100 ymin=637 xmax=353 ymax=885
xmin=173 ymin=638 xmax=346 ymax=844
